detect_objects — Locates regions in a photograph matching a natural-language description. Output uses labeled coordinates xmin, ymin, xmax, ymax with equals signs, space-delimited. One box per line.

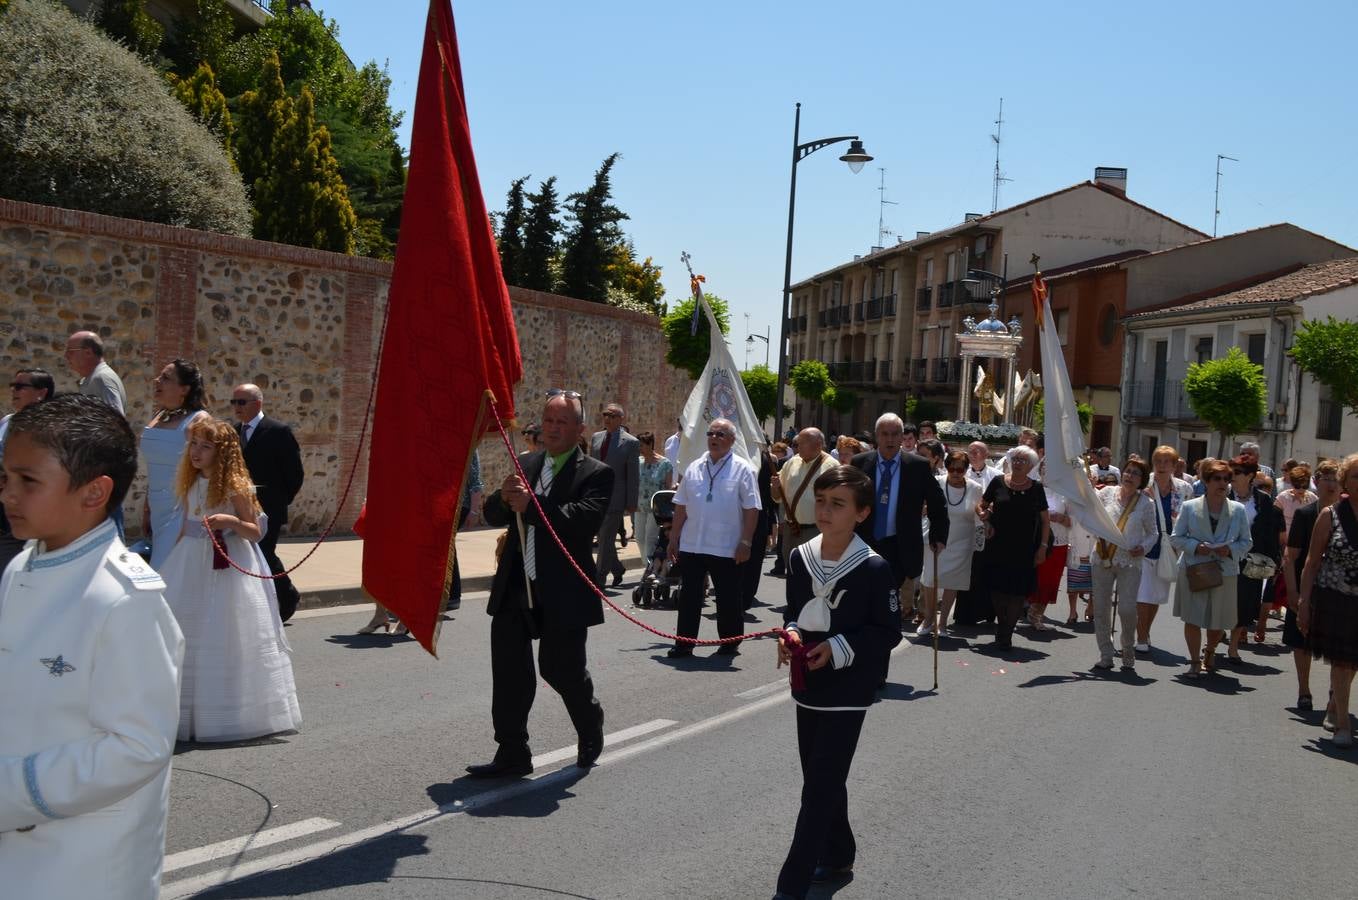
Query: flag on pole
xmin=362 ymin=0 xmax=523 ymax=655
xmin=676 ymin=275 xmax=766 ymax=472
xmin=1031 ymin=273 xmax=1127 ymax=548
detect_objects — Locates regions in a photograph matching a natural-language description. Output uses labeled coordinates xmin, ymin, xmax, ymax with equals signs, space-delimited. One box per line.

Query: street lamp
xmin=774 ymin=102 xmax=872 ymax=441
xmin=747 ymin=329 xmax=770 ymax=369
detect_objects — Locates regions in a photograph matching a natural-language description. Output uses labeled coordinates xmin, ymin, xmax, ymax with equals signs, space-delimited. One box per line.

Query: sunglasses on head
xmin=546 ymin=389 xmax=581 ymax=400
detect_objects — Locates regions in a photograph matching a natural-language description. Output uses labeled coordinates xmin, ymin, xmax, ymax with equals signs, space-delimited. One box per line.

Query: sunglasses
xmin=603 ymin=411 xmax=621 ymax=418
xmin=9 ymin=382 xmax=34 ymax=389
xmin=229 ymin=398 xmax=254 ymax=406
xmin=546 ymin=389 xmax=582 ymax=400
xmin=946 ymin=466 xmax=967 ymax=474
xmin=706 ymin=431 xmax=733 ymax=439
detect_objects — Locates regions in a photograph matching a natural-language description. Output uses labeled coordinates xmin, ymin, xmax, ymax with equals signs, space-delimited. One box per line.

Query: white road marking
xmin=530 ymin=718 xmax=675 ymax=767
xmin=736 ymin=679 xmax=788 ymax=699
xmin=162 ymin=817 xmax=341 ymax=873
xmin=159 ymin=701 xmax=782 ymax=898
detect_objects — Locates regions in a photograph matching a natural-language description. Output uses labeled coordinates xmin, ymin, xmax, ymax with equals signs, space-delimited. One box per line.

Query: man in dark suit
xmin=590 ymin=403 xmax=639 ymax=587
xmin=850 ymin=413 xmax=949 ymax=609
xmin=231 ymin=384 xmax=305 ymax=620
xmin=470 ymin=391 xmax=612 ymax=778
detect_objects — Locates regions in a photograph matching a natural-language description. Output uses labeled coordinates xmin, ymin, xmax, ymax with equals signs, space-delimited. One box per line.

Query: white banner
xmin=676 ymin=288 xmax=766 ymax=473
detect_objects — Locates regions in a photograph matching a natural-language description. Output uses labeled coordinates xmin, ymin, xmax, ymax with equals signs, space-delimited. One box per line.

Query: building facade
xmin=786 ymin=169 xmax=1205 ymax=435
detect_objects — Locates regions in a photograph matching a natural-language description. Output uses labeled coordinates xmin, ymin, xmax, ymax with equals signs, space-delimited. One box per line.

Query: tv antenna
xmin=991 ymin=98 xmax=1012 ymax=213
xmin=1213 ymin=154 xmax=1239 ymax=237
xmin=877 ymin=168 xmax=898 ymax=246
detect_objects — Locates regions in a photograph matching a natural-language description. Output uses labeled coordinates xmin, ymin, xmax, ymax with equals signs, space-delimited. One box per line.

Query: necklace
xmin=156 ymin=406 xmax=191 ymax=424
xmin=704 ymin=454 xmax=732 ymax=502
xmin=945 ymin=481 xmax=966 ymax=507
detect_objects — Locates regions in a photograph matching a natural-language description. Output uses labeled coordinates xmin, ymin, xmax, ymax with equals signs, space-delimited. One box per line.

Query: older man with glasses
xmin=665 ymin=419 xmax=761 ymax=658
xmin=590 ymin=403 xmax=640 ymax=588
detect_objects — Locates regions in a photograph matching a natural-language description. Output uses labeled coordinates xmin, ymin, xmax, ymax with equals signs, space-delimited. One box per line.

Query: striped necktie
xmin=524 ymin=461 xmax=554 ymax=580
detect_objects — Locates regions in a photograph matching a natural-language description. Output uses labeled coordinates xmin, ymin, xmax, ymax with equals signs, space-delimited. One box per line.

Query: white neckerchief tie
xmin=524 ymin=460 xmax=555 ymax=580
xmin=794 ymin=532 xmax=876 ymax=632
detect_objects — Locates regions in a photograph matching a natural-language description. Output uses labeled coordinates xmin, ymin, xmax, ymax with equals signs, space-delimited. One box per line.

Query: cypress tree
xmin=560 ymin=153 xmax=628 ymax=302
xmin=497 ymin=175 xmax=528 ymax=286
xmin=168 ymin=62 xmax=234 ymax=166
xmin=520 ymin=176 xmax=561 ymax=292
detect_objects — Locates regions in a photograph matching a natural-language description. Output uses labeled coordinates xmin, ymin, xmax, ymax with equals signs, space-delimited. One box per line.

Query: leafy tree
xmin=560 ymin=153 xmax=628 ymax=301
xmin=824 ymin=385 xmax=858 ymax=414
xmin=788 ymin=360 xmax=833 ymax=402
xmin=741 ymin=364 xmax=778 ymax=423
xmin=168 ymin=63 xmax=234 ymax=164
xmin=1184 ymin=346 xmax=1268 ymax=456
xmin=662 ymin=292 xmax=731 ymax=379
xmin=218 ymin=1 xmax=351 ymax=107
xmin=496 ymin=176 xmax=529 ymax=286
xmin=1289 ymin=316 xmax=1358 ymax=418
xmin=319 ymin=102 xmax=404 ymax=259
xmin=165 ymin=0 xmax=235 ymax=76
xmin=607 ymin=241 xmax=665 ymax=315
xmin=236 ymin=53 xmax=356 ymax=253
xmin=520 ymin=176 xmax=561 ymax=292
xmin=0 ymin=0 xmax=249 ymax=234
xmin=95 ymin=0 xmax=162 ymax=60
xmin=1032 ymin=397 xmax=1093 ymax=434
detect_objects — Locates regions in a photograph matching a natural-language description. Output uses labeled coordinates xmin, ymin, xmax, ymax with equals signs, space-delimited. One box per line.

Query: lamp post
xmin=747 ymin=327 xmax=770 ymax=369
xmin=774 ymin=102 xmax=872 ymax=441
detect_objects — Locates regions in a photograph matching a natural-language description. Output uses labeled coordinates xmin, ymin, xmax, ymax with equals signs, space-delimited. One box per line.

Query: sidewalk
xmin=277 ymin=525 xmax=647 ymax=610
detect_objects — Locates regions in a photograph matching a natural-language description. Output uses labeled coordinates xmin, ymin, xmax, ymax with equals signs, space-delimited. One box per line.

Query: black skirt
xmin=1235 ymin=575 xmax=1267 ymax=629
xmin=1306 ymin=585 xmax=1358 ymax=666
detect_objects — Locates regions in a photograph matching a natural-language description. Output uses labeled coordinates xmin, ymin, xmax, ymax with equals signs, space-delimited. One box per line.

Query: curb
xmin=296 ymin=556 xmax=650 ymax=612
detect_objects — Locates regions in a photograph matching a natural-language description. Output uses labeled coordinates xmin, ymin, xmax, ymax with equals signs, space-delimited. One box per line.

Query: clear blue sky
xmin=318 ymin=0 xmax=1358 ymax=367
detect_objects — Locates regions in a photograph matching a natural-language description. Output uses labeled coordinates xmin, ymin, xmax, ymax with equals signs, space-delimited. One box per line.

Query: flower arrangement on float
xmin=935 ymin=421 xmax=1023 ymax=443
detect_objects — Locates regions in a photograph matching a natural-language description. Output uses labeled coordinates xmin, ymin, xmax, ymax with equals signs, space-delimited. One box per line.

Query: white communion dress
xmin=159 ymin=479 xmax=302 ymax=742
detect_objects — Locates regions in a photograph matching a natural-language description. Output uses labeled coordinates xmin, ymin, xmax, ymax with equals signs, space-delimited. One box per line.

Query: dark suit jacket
xmin=1235 ymin=486 xmax=1283 ymax=563
xmin=237 ymin=416 xmax=304 ymax=528
xmin=849 ymin=449 xmax=949 ymax=580
xmin=589 ymin=428 xmax=639 ymax=512
xmin=483 ymin=448 xmax=614 ymax=631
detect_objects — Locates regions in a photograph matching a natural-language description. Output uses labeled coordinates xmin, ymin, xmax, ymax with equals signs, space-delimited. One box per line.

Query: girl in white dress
xmin=159 ymin=418 xmax=302 ymax=742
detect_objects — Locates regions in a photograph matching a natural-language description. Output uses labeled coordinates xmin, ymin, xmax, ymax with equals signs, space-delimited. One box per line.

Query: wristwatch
xmin=739 ymin=539 xmax=752 ymax=547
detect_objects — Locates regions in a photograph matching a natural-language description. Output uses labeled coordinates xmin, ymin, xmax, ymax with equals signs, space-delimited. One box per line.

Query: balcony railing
xmin=937 ymin=282 xmax=954 ymax=308
xmin=829 ymin=360 xmax=878 ymax=383
xmin=1125 ymin=379 xmax=1198 ymax=420
xmin=855 ymin=301 xmax=865 ymax=322
xmin=916 ymin=287 xmax=933 ymax=311
xmin=912 ymin=358 xmax=928 ymax=381
xmin=884 ymin=294 xmax=896 ymax=317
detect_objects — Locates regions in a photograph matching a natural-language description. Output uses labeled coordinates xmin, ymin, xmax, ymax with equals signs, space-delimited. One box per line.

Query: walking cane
xmin=932 ymin=544 xmax=940 ymax=691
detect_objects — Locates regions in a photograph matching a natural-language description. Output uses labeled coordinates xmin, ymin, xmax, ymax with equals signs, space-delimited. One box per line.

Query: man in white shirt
xmin=1088 ymin=446 xmax=1120 ymax=484
xmin=663 ymin=419 xmax=681 ymax=469
xmin=770 ymin=428 xmax=837 ymax=568
xmin=1238 ymin=441 xmax=1274 ymax=478
xmin=965 ymin=441 xmax=1000 ymax=491
xmin=665 ymin=419 xmax=760 ymax=657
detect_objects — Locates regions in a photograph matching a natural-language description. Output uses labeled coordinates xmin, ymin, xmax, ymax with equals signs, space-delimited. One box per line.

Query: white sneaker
xmin=915 ymin=622 xmax=933 ymax=637
xmin=1134 ymin=642 xmax=1150 ymax=653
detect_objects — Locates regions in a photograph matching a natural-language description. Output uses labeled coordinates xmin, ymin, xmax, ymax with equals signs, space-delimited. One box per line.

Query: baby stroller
xmin=632 ymin=489 xmax=680 ymax=609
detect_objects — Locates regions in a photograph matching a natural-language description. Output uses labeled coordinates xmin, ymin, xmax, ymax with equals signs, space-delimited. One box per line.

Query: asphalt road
xmin=159 ymin=571 xmax=1358 ymax=899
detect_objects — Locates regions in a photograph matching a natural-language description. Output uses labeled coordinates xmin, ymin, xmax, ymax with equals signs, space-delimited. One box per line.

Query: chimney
xmin=964 ymin=213 xmax=983 ymax=222
xmin=1094 ymin=166 xmax=1128 ymax=194
xmin=916 ymin=231 xmax=930 ymax=239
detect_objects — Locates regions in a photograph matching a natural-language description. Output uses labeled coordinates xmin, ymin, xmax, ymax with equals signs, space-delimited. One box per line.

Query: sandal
xmin=1253 ymin=627 xmax=1266 ymax=643
xmin=1202 ymin=648 xmax=1217 ymax=672
xmin=1188 ymin=660 xmax=1203 ymax=678
xmin=1066 ymin=615 xmax=1078 ymax=626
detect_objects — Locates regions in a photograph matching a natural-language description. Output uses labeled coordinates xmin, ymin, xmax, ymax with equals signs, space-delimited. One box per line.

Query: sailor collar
xmin=796 ymin=533 xmax=877 ymax=632
xmin=24 ymin=519 xmax=118 ymax=572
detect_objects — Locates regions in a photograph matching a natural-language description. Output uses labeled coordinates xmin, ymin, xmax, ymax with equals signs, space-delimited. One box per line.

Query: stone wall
xmin=0 ymin=198 xmax=692 ymax=535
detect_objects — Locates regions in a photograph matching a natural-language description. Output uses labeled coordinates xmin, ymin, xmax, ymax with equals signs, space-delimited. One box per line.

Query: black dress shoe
xmin=715 ymin=643 xmax=740 ymax=656
xmin=811 ymin=864 xmax=854 ymax=883
xmin=666 ymin=647 xmax=693 ymax=658
xmin=465 ymin=757 xmax=533 ymax=779
xmin=610 ymin=571 xmax=624 ymax=587
xmin=577 ymin=705 xmax=605 ymax=768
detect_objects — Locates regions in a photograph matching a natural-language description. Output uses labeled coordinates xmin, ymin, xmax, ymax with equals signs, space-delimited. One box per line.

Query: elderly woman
xmin=141 ymin=359 xmax=210 ymax=570
xmin=977 ymin=445 xmax=1049 ymax=651
xmin=1087 ymin=458 xmax=1158 ymax=669
xmin=1171 ymin=459 xmax=1252 ymax=677
xmin=1226 ymin=456 xmax=1283 ymax=662
xmin=919 ymin=450 xmax=981 ymax=638
xmin=1298 ymin=453 xmax=1358 ymax=748
xmin=1135 ymin=446 xmax=1196 ymax=652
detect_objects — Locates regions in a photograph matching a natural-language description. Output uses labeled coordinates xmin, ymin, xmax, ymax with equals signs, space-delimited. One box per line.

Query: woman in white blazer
xmin=1171 ymin=459 xmax=1253 ymax=677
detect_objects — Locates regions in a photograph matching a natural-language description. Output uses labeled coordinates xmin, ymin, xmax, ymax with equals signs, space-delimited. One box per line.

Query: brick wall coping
xmin=506 ymin=286 xmax=667 ymax=327
xmin=0 ymin=197 xmax=393 ymax=276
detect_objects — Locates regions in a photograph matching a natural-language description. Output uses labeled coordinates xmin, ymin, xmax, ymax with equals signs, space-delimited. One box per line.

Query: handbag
xmin=1185 ymin=559 xmax=1223 ymax=592
xmin=1152 ymin=490 xmax=1178 ymax=582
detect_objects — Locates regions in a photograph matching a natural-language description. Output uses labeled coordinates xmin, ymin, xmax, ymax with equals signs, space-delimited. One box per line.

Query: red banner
xmin=361 ymin=0 xmax=522 ymax=655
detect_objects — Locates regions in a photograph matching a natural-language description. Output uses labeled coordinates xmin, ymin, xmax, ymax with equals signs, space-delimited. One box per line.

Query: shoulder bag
xmin=1153 ymin=489 xmax=1178 ymax=582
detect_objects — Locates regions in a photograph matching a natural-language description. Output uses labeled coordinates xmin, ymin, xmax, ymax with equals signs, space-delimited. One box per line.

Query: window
xmin=924 ymin=258 xmax=934 ymax=286
xmin=1144 ymin=435 xmax=1159 ymax=462
xmin=1317 ymin=383 xmax=1344 ymax=441
xmin=1055 ymin=309 xmax=1069 ymax=345
xmin=1097 ymin=304 xmax=1118 ymax=345
xmin=1194 ymin=336 xmax=1213 ymax=364
xmin=1245 ymin=332 xmax=1266 ymax=368
xmin=832 ymin=281 xmax=842 ymax=304
xmin=889 ymin=269 xmax=897 ymax=293
xmin=945 ymin=252 xmax=957 ymax=282
xmin=1186 ymin=439 xmax=1208 ymax=468
xmin=939 ymin=326 xmax=950 ymax=357
xmin=1091 ymin=416 xmax=1113 ymax=451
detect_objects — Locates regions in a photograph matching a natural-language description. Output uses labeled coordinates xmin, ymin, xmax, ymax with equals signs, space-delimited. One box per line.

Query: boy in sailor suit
xmin=774 ymin=466 xmax=902 ymax=900
xmin=0 ymin=395 xmax=184 ymax=900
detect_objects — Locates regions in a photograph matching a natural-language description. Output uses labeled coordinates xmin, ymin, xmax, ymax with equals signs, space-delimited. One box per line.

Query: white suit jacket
xmin=0 ymin=518 xmax=184 ymax=899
